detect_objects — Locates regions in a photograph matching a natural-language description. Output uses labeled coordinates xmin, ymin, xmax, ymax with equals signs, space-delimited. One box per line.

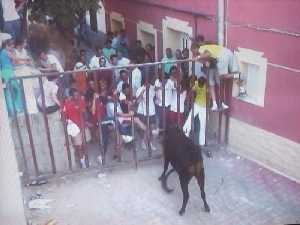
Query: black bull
xmin=159 ymin=125 xmax=210 ymax=215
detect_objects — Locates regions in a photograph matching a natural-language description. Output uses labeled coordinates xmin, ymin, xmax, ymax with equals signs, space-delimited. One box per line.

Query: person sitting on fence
xmin=197 ymin=43 xmax=239 ymax=110
xmin=106 ymin=89 xmax=147 ymax=160
xmin=63 ymin=88 xmax=89 ymax=169
xmin=161 ymin=48 xmax=176 ymax=76
xmin=136 ymin=75 xmax=157 ymax=150
xmin=37 ymin=74 xmax=60 ymax=114
xmin=168 ymin=67 xmax=187 ymax=127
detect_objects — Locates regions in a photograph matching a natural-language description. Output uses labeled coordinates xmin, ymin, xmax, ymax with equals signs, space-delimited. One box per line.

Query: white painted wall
xmin=0 ymin=81 xmax=27 ymax=225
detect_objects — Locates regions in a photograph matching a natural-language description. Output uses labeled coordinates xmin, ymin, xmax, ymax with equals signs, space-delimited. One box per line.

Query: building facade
xmin=105 ymin=0 xmax=300 ymax=182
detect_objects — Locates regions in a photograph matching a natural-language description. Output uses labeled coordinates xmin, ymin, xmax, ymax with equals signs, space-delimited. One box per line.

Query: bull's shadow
xmin=159 ymin=125 xmax=210 ymax=215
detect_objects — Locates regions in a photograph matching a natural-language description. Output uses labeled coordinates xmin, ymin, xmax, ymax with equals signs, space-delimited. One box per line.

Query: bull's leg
xmin=158 ymin=159 xmax=169 ymax=181
xmin=179 ymin=175 xmax=190 ymax=215
xmin=196 ymin=169 xmax=210 ymax=212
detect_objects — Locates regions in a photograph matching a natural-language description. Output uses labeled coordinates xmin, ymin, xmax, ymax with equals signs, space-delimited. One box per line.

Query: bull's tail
xmin=161 ymin=168 xmax=175 ymax=193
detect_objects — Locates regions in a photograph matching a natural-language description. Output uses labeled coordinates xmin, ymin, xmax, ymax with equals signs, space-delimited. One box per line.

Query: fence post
xmin=38 ymin=76 xmax=56 ymax=174
xmin=7 ymin=80 xmax=28 ymax=175
xmin=19 ymin=79 xmax=39 ymax=176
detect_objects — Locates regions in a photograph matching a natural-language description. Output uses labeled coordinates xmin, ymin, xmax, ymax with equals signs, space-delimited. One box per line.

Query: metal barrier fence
xmin=6 ymin=58 xmax=234 ymax=177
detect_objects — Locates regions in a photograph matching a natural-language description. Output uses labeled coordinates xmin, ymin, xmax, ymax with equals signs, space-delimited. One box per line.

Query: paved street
xmin=25 ymin=149 xmax=300 ymax=225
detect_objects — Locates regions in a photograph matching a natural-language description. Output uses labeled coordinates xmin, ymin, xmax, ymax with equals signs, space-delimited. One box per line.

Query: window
xmin=234 ymin=48 xmax=268 ymax=107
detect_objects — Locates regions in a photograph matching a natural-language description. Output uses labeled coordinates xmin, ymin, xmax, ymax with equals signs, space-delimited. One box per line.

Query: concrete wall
xmin=11 ymin=112 xmax=76 ymax=177
xmin=0 ymin=81 xmax=27 ymax=225
xmin=229 ymin=118 xmax=300 ymax=183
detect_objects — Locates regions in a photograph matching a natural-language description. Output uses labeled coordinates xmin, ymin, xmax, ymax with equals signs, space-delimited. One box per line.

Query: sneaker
xmin=80 ymin=158 xmax=86 ymax=169
xmin=152 ymin=129 xmax=160 ymax=136
xmin=122 ymin=135 xmax=133 ymax=143
xmin=150 ymin=143 xmax=157 ymax=151
xmin=97 ymin=155 xmax=103 ymax=165
xmin=211 ymin=104 xmax=218 ymax=111
xmin=141 ymin=141 xmax=147 ymax=150
xmin=221 ymin=102 xmax=229 ymax=110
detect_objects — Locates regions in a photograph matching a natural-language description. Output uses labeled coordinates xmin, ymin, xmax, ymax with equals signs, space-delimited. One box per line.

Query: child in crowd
xmin=63 ymin=88 xmax=88 ymax=168
xmin=135 ymin=76 xmax=157 ymax=150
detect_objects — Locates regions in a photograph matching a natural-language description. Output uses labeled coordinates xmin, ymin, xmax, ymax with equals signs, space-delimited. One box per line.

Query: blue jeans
xmin=4 ymin=19 xmax=21 ymax=40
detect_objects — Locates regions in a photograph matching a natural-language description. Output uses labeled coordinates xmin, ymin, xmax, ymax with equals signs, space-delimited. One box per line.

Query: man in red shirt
xmin=63 ymin=88 xmax=87 ymax=168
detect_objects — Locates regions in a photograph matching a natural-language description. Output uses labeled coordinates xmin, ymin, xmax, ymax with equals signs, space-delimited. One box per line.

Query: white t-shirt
xmin=89 ymin=55 xmax=100 ymax=69
xmin=38 ymin=79 xmax=59 ymax=107
xmin=154 ymin=78 xmax=174 ymax=107
xmin=195 ymin=61 xmax=205 ymax=78
xmin=2 ymin=0 xmax=20 ymax=22
xmin=136 ymin=85 xmax=156 ymax=116
xmin=117 ymin=80 xmax=125 ymax=93
xmin=119 ymin=92 xmax=127 ymax=101
xmin=46 ymin=54 xmax=64 ymax=73
xmin=132 ymin=67 xmax=142 ymax=97
xmin=170 ymin=90 xmax=187 ymax=113
xmin=117 ymin=57 xmax=130 ymax=67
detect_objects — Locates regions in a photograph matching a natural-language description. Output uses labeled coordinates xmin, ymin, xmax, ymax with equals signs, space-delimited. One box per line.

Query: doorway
xmin=110 ymin=12 xmax=125 ymax=33
xmin=137 ymin=21 xmax=158 ymax=61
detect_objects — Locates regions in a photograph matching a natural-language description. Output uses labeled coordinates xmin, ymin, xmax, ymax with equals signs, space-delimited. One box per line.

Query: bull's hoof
xmin=204 ymin=204 xmax=210 ymax=213
xmin=179 ymin=209 xmax=185 ymax=216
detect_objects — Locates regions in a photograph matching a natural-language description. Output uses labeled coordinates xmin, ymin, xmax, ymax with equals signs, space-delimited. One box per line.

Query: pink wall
xmin=227 ymin=0 xmax=300 ymax=143
xmin=106 ymin=0 xmax=217 ymax=59
xmin=106 ymin=0 xmax=300 ymax=143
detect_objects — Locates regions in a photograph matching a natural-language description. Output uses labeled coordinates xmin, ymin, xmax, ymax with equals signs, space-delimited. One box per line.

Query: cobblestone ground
xmin=25 ymin=148 xmax=300 ymax=225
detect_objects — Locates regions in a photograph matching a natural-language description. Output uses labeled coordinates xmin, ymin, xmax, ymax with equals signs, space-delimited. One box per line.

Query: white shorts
xmin=217 ymin=48 xmax=239 ymax=75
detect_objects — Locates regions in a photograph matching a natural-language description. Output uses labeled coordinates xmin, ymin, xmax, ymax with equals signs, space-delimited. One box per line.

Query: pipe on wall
xmin=217 ymin=0 xmax=225 ymax=46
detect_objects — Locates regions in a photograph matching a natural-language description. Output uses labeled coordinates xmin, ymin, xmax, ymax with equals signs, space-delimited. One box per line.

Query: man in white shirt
xmin=131 ymin=66 xmax=142 ymax=97
xmin=116 ymin=70 xmax=129 ymax=93
xmin=89 ymin=47 xmax=105 ymax=69
xmin=117 ymin=50 xmax=130 ymax=67
xmin=1 ymin=0 xmax=21 ymax=40
xmin=39 ymin=51 xmax=64 ymax=73
xmin=37 ymin=75 xmax=60 ymax=114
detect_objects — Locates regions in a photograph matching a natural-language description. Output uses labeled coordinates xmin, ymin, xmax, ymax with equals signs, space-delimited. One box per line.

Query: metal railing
xmin=6 ymin=58 xmax=234 ymax=177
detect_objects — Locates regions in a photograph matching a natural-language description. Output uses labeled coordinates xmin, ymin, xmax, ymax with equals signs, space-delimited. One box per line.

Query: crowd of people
xmin=1 ymin=22 xmax=238 ymax=168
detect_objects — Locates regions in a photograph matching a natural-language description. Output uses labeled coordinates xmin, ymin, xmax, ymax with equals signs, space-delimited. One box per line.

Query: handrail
xmin=9 ymin=58 xmax=198 ymax=80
